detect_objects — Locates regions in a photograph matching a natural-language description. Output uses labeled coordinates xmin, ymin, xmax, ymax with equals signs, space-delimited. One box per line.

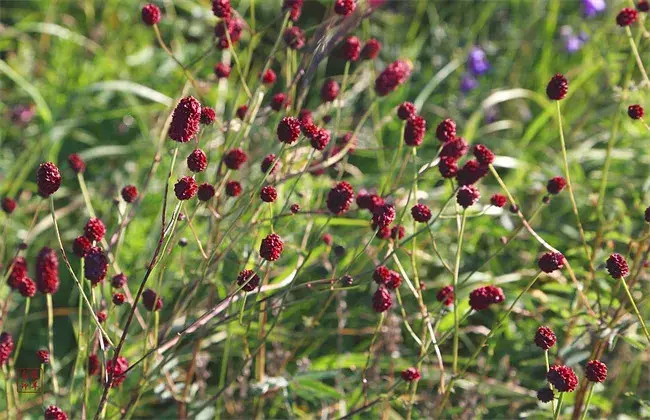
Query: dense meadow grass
xmin=2 ymin=0 xmax=650 ymax=418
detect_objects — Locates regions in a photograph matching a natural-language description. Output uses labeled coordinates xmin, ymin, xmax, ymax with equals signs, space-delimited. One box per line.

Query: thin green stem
xmin=554 ymin=392 xmax=565 ymax=420
xmin=580 ymin=385 xmax=595 ymax=420
xmin=618 ymin=276 xmax=650 ymax=344
xmin=46 ymin=293 xmax=60 ymax=394
xmin=452 ymin=210 xmax=467 ymax=374
xmin=13 ymin=298 xmax=30 ymax=362
xmin=545 ymin=350 xmax=556 ymax=413
xmin=625 ymin=26 xmax=650 ymax=88
xmin=555 ymin=102 xmax=592 ymax=262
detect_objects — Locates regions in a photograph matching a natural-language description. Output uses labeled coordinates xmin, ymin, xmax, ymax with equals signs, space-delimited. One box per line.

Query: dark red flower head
xmin=36 ymin=349 xmax=49 ymax=364
xmin=262 ymin=68 xmax=277 ymax=85
xmin=141 ymin=3 xmax=161 ymax=25
xmin=606 ymin=253 xmax=629 ymax=278
xmin=373 ymin=265 xmax=391 ymax=284
xmin=534 ymin=326 xmax=557 ymax=350
xmin=214 ymin=17 xmax=243 ymax=49
xmin=1 ymin=197 xmax=16 ymax=214
xmin=321 ymin=79 xmax=340 ymax=103
xmin=456 ymin=160 xmax=489 ymax=186
xmin=537 ymin=388 xmax=555 ymax=403
xmin=96 ymin=310 xmax=107 ymax=323
xmin=212 ymin=0 xmax=231 ymax=18
xmin=319 ymin=233 xmax=331 ymax=246
xmin=457 ymin=185 xmax=480 ymax=208
xmin=585 ymin=360 xmax=607 ymax=383
xmin=112 ymin=293 xmax=126 ymax=305
xmin=200 ymin=107 xmax=216 ymax=125
xmin=301 ymin=121 xmax=318 ymax=139
xmin=121 ymin=185 xmax=138 ymax=203
xmin=372 ymin=204 xmax=396 ymax=229
xmin=37 ymin=162 xmax=62 ymax=197
xmin=260 ymin=185 xmax=277 ymax=203
xmin=19 ymin=278 xmax=36 ymax=297
xmin=411 ymin=203 xmax=432 ymax=223
xmin=397 ymin=102 xmax=416 ymax=120
xmin=401 ymin=367 xmax=421 ymax=382
xmin=187 ymin=149 xmax=208 ymax=173
xmin=473 ymin=144 xmax=495 ymax=165
xmin=438 ymin=156 xmax=458 ymax=179
xmin=260 ymin=154 xmax=278 ymax=175
xmin=374 ymin=60 xmax=412 ymax=96
xmin=311 ymin=128 xmax=331 ymax=151
xmin=44 ymin=405 xmax=68 ymax=420
xmin=84 ymin=217 xmax=106 ymax=242
xmin=282 ymin=0 xmax=303 ymax=21
xmin=277 ymin=117 xmax=301 ymax=144
xmin=404 ymin=115 xmax=426 ymax=146
xmin=214 ymin=63 xmax=231 ymax=79
xmin=223 ymin=148 xmax=248 ymax=170
xmin=68 ymin=153 xmax=86 ymax=174
xmin=356 ymin=192 xmax=384 ymax=213
xmin=7 ymin=256 xmax=27 ymax=289
xmin=617 ymin=8 xmax=638 ymax=26
xmin=327 ymin=182 xmax=355 ymax=214
xmin=87 ymin=354 xmax=100 ymax=375
xmin=142 ymin=288 xmax=163 ymax=311
xmin=361 ymin=38 xmax=381 ymax=60
xmin=546 ymin=74 xmax=568 ymax=100
xmin=84 ymin=246 xmax=108 ymax=286
xmin=36 ymin=247 xmax=59 ymax=294
xmin=0 ymin=332 xmax=14 ymax=366
xmin=237 ymin=269 xmax=260 ymax=292
xmin=168 ymin=96 xmax=201 ymax=143
xmin=73 ymin=235 xmax=92 ymax=258
xmin=538 ymin=251 xmax=565 ymax=273
xmin=546 ymin=176 xmax=567 ymax=195
xmin=436 ymin=118 xmax=457 ymax=142
xmin=290 ymin=203 xmax=300 ymax=214
xmin=284 ymin=26 xmax=306 ymax=50
xmin=385 ymin=269 xmax=402 ymax=288
xmin=298 ymin=108 xmax=313 ymax=125
xmin=377 ymin=226 xmax=391 ymax=239
xmin=436 ymin=285 xmax=454 ymax=306
xmin=111 ymin=273 xmax=127 ymax=288
xmin=469 ymin=285 xmax=504 ymax=311
xmin=490 ymin=193 xmax=507 ymax=208
xmin=645 ymin=206 xmax=650 ymax=223
xmin=236 ymin=104 xmax=248 ymax=120
xmin=639 ymin=0 xmax=650 ymax=12
xmin=628 ymin=104 xmax=644 ymax=119
xmin=439 ymin=137 xmax=469 ymax=160
xmin=334 ymin=0 xmax=356 ymax=16
xmin=174 ymin=176 xmax=198 ymax=200
xmin=339 ymin=36 xmax=361 ymax=61
xmin=372 ymin=286 xmax=392 ymax=312
xmin=198 ymin=183 xmax=216 ymax=201
xmin=271 ymin=93 xmax=290 ymax=111
xmin=260 ymin=233 xmax=284 ymax=261
xmin=547 ymin=365 xmax=578 ymax=392
xmin=106 ymin=356 xmax=129 ymax=387
xmin=225 ymin=180 xmax=242 ymax=197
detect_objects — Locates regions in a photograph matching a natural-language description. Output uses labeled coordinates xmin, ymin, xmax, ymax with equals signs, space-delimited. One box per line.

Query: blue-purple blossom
xmin=467 ymin=47 xmax=490 ymax=76
xmin=560 ymin=26 xmax=589 ymax=54
xmin=460 ymin=73 xmax=478 ymax=92
xmin=582 ymin=0 xmax=605 ymax=18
